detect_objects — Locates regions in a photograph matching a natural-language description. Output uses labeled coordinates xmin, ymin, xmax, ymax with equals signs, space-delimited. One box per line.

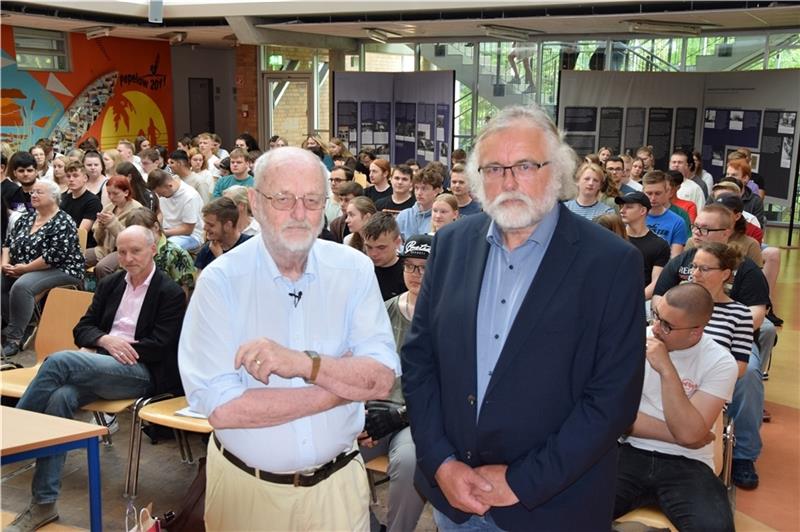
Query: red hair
xmin=107 ymin=175 xmax=132 ymax=196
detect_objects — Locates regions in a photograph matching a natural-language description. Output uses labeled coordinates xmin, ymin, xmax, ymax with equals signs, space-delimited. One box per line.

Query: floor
xmin=1 ymin=228 xmax=797 ymax=531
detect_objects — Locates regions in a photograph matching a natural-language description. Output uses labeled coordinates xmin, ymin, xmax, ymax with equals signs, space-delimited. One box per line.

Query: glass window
xmin=363 ymin=43 xmax=415 ymax=72
xmin=685 ymin=35 xmax=766 ymax=71
xmin=13 ymin=27 xmax=68 ymax=71
xmin=767 ymin=33 xmax=800 ymax=69
xmin=619 ymin=38 xmax=681 ymax=72
xmin=262 ymin=46 xmax=314 ymax=72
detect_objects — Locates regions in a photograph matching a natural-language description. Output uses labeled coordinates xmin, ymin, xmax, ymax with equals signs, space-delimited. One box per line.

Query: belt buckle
xmin=292 ymin=468 xmax=317 ymax=487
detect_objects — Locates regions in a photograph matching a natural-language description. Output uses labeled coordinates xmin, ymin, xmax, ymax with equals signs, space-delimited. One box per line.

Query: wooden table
xmin=1 ymin=406 xmax=108 ymax=531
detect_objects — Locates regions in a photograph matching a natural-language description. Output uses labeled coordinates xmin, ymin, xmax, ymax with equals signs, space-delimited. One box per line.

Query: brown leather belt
xmin=212 ymin=433 xmax=359 ymax=487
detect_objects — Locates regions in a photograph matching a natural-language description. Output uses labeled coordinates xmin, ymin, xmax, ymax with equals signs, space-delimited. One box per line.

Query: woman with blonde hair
xmin=51 ymin=155 xmax=69 ymax=193
xmin=564 ymin=162 xmax=614 ymax=221
xmin=344 ymin=196 xmax=377 ymax=250
xmin=223 ymin=185 xmax=260 ymax=236
xmin=302 ymin=134 xmax=334 ymax=170
xmin=102 ymin=149 xmax=123 ymax=178
xmin=431 ymin=193 xmax=459 ymax=232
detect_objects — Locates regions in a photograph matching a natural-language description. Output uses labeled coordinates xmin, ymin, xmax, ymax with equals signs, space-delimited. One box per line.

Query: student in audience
xmin=2 ymin=180 xmax=85 ymax=357
xmin=343 ymin=196 xmax=377 ymax=250
xmin=2 ymin=153 xmax=28 ymax=214
xmin=653 ymin=203 xmax=774 ymax=490
xmin=302 ymin=134 xmax=334 ymax=170
xmin=431 ymin=193 xmax=459 ymax=232
xmin=594 ymin=212 xmax=627 ymax=240
xmin=223 ymin=185 xmax=261 ymax=236
xmin=670 ymin=149 xmax=706 ymax=208
xmin=85 ymin=176 xmax=143 ymax=270
xmin=6 ymin=226 xmax=185 ymax=531
xmin=325 ymin=165 xmax=353 ymax=227
xmin=195 ymin=197 xmax=252 ymax=271
xmin=102 ymin=149 xmax=123 ymax=178
xmin=329 ymin=181 xmax=363 ymax=243
xmin=691 ymin=241 xmax=754 ymax=376
xmin=564 ymin=162 xmax=615 ymax=220
xmin=147 ymin=169 xmax=205 ymax=250
xmin=234 ymin=133 xmax=260 ymax=152
xmin=197 ymin=133 xmax=220 ymax=179
xmin=179 ymin=147 xmax=398 ymax=531
xmin=115 ymin=162 xmax=158 ymax=212
xmin=693 ymin=150 xmax=714 ymax=195
xmin=364 ymin=158 xmax=393 ymax=204
xmin=176 ymin=135 xmax=194 ymax=153
xmin=665 ymin=170 xmax=696 ymax=229
xmin=636 ymin=145 xmax=655 ymax=172
xmin=83 ymin=150 xmax=109 ymax=206
xmin=139 ymin=148 xmax=163 ymax=180
xmin=362 ymin=212 xmax=406 ymax=301
xmin=616 ymin=156 xmax=640 ymax=194
xmin=712 ymin=183 xmax=762 ymax=241
xmin=134 ymin=135 xmax=150 ymax=155
xmin=117 ymin=139 xmax=143 ymax=175
xmin=328 ymin=137 xmax=353 ymax=160
xmin=187 ymin=148 xmax=213 ymax=186
xmin=616 ymin=191 xmax=670 ymax=300
xmin=169 ymin=150 xmax=212 ymax=204
xmin=8 ymin=151 xmax=38 ymax=211
xmin=357 ymin=148 xmax=377 ymax=175
xmin=597 ymin=146 xmax=612 ymax=164
xmin=361 ymin=233 xmax=431 ymax=532
xmin=696 ymin=194 xmax=763 ymax=266
xmin=60 ymin=160 xmax=103 ymax=248
xmin=404 ymin=158 xmax=420 ymax=177
xmin=50 ymin=155 xmax=68 ymax=193
xmin=614 ymin=283 xmax=737 ymax=531
xmin=376 ymin=164 xmax=415 ymax=215
xmin=599 ymin=157 xmax=623 ymax=208
xmin=628 ymin=156 xmax=645 ymax=187
xmin=449 ymin=163 xmax=482 ymax=216
xmin=643 ymin=170 xmax=687 ymax=257
xmin=396 ymin=164 xmax=444 ymax=239
xmin=30 ymin=145 xmax=52 ymax=181
xmin=212 ymin=148 xmax=253 ymax=198
xmin=725 ymin=160 xmax=765 ymax=228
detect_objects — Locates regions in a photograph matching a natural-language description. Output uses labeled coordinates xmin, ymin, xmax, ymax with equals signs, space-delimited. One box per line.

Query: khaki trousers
xmin=205 ymin=438 xmax=370 ymax=532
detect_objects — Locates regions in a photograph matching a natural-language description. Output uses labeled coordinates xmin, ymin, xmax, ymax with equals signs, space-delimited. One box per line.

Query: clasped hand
xmin=435 ymin=461 xmax=519 ymax=516
xmin=235 ymin=337 xmax=304 ymax=385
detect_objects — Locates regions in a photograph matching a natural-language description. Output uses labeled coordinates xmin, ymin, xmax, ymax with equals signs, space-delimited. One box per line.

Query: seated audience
xmin=197 ymin=133 xmax=221 ymax=179
xmin=600 ymin=156 xmax=624 ymax=206
xmin=195 ymin=197 xmax=252 ymax=271
xmin=223 ymin=185 xmax=260 ymax=236
xmin=360 ymin=233 xmax=431 ymax=532
xmin=30 ymin=144 xmax=52 ymax=181
xmin=60 ymin=161 xmax=103 ymax=248
xmin=620 ymin=155 xmax=643 ymax=192
xmin=431 ymin=193 xmax=459 ymax=232
xmin=325 ymin=165 xmax=353 ymax=227
xmin=448 ymin=163 xmax=481 ymax=216
xmin=2 ymin=180 xmax=85 ymax=357
xmin=329 ymin=181 xmax=363 ymax=243
xmin=85 ymin=176 xmax=143 ymax=272
xmin=234 ymin=133 xmax=260 ymax=152
xmin=670 ymin=148 xmax=706 ymax=207
xmin=636 ymin=145 xmax=655 ymax=172
xmin=212 ymin=148 xmax=253 ymax=198
xmin=8 ymin=151 xmax=38 ymax=211
xmin=614 ymin=283 xmax=737 ymax=531
xmin=362 ymin=212 xmax=405 ymax=301
xmin=102 ymin=150 xmax=123 ymax=178
xmin=665 ymin=170 xmax=696 ymax=227
xmin=115 ymin=162 xmax=158 ymax=213
xmin=2 ymin=153 xmax=28 ymax=214
xmin=50 ymin=155 xmax=68 ymax=193
xmin=616 ymin=191 xmax=670 ymax=300
xmin=376 ymin=164 xmax=415 ymax=215
xmin=594 ymin=212 xmax=628 ymax=240
xmin=147 ymin=169 xmax=205 ymax=251
xmin=302 ymin=134 xmax=334 ymax=170
xmin=642 ymin=170 xmax=687 ymax=257
xmin=364 ymin=158 xmax=393 ymax=204
xmin=5 ymin=226 xmax=186 ymax=532
xmin=564 ymin=162 xmax=615 ymax=220
xmin=344 ymin=196 xmax=377 ymax=249
xmin=711 ymin=183 xmax=762 ymax=242
xmin=693 ymin=150 xmax=714 ymax=196
xmin=83 ymin=150 xmax=109 ymax=206
xmin=396 ymin=164 xmax=444 ymax=239
xmin=725 ymin=160 xmax=765 ymax=228
xmin=169 ymin=150 xmax=212 ymax=204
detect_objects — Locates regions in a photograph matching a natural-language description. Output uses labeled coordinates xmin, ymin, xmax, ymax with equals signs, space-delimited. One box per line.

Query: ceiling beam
xmin=226 ymin=16 xmax=358 ymax=51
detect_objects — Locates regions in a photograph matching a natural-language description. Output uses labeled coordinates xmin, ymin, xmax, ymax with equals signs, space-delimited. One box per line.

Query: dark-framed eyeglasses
xmin=478 ymin=160 xmax=550 ymax=181
xmin=402 ymin=263 xmax=426 ymax=275
xmin=253 ymin=189 xmax=326 ymax=211
xmin=651 ymin=308 xmax=702 ymax=335
xmin=690 ymin=224 xmax=727 ymax=236
xmin=689 ymin=263 xmax=724 ymax=274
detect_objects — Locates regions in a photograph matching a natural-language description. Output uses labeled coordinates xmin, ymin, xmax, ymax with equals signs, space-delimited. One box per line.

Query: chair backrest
xmin=34 ymin=288 xmax=94 ymax=363
xmin=77 ymin=227 xmax=88 ymax=252
xmin=712 ymin=410 xmax=724 ymax=476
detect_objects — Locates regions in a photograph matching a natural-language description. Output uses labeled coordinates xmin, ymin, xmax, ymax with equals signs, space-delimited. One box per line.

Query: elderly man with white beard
xmin=179 ymin=147 xmax=400 ymax=531
xmin=401 ymin=105 xmax=647 ymax=531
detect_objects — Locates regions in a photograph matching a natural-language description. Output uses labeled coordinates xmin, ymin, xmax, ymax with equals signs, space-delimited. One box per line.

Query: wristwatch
xmin=304 ymin=350 xmax=321 ymax=384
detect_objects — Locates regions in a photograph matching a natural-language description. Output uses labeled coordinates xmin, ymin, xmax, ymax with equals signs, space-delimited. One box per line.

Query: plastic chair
xmin=124 ymin=395 xmax=212 ymax=498
xmin=365 ymin=454 xmax=390 ymax=503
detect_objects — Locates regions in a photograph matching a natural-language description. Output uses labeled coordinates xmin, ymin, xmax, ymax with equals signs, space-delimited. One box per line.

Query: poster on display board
xmin=394 ymin=102 xmax=416 ymax=163
xmin=359 ymin=102 xmax=391 ymax=159
xmin=436 ymin=104 xmax=450 ymax=162
xmin=417 ymin=103 xmax=436 ymax=163
xmin=564 ymin=107 xmax=598 ymax=132
xmin=700 ymin=108 xmax=761 ymax=179
xmin=646 ymin=108 xmax=673 ymax=170
xmin=598 ymin=107 xmax=623 ymax=154
xmin=336 ymin=101 xmax=358 ymax=152
xmin=624 ymin=108 xmax=646 ymax=154
xmin=673 ymin=108 xmax=697 ymax=152
xmin=759 ymin=110 xmax=797 ymax=199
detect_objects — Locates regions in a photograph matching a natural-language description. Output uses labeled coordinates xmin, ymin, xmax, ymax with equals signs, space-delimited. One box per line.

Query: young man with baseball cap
xmin=616 ymin=191 xmax=670 ymax=300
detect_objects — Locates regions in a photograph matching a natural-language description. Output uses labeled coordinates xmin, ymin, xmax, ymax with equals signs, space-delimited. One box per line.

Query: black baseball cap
xmin=714 ymin=193 xmax=744 ymax=213
xmin=398 ymin=234 xmax=432 ymax=259
xmin=614 ymin=191 xmax=651 ymax=210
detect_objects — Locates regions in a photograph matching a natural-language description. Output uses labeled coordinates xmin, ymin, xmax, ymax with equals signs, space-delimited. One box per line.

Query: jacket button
xmin=465 ymin=451 xmax=472 ymax=460
xmin=467 ymin=394 xmax=476 ymax=406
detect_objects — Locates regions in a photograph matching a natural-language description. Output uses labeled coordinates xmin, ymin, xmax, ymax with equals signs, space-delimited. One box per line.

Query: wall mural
xmin=0 ymin=28 xmax=173 ymax=152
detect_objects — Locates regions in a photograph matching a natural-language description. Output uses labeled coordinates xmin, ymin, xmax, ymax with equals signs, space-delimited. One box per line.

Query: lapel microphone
xmin=289 ymin=291 xmax=303 ymax=308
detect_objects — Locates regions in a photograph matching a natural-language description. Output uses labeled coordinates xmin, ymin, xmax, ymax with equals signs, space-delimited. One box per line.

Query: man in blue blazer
xmin=402 ymin=105 xmax=646 ymax=531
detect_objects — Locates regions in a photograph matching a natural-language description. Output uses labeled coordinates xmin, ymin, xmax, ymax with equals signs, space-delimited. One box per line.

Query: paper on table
xmin=175 ymin=406 xmax=208 ymax=419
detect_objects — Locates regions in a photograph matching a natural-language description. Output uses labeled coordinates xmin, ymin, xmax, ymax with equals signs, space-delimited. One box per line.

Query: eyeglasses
xmin=254 ymin=189 xmax=326 ymax=211
xmin=402 ymin=263 xmax=426 ymax=275
xmin=651 ymin=308 xmax=701 ymax=335
xmin=606 ymin=167 xmax=624 ymax=173
xmin=329 ymin=177 xmax=346 ymax=183
xmin=690 ymin=224 xmax=727 ymax=236
xmin=689 ymin=263 xmax=724 ymax=274
xmin=478 ymin=160 xmax=550 ymax=181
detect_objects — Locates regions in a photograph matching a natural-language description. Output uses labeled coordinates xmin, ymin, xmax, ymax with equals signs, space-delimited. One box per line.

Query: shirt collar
xmin=257 ymin=235 xmax=318 ymax=285
xmin=485 ymin=202 xmax=560 ymax=250
xmin=124 ymin=261 xmax=157 ymax=289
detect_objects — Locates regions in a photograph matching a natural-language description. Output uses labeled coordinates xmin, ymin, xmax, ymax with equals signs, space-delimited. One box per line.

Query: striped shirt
xmin=704 ymin=301 xmax=753 ymax=363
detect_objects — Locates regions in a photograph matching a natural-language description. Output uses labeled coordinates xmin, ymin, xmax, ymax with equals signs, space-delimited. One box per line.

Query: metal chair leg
xmin=92 ymin=411 xmax=112 ymax=446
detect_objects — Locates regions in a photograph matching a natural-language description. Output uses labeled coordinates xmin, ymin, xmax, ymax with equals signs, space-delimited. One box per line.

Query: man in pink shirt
xmin=7 ymin=226 xmax=186 ymax=532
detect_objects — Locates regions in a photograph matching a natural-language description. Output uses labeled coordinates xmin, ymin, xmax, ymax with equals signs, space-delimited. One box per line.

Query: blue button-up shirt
xmin=475 ymin=205 xmax=559 ymax=418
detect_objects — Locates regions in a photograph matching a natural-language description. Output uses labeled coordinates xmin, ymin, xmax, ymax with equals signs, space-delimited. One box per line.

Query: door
xmin=188 ymin=77 xmax=214 ymax=135
xmin=264 ymin=73 xmax=313 ymax=147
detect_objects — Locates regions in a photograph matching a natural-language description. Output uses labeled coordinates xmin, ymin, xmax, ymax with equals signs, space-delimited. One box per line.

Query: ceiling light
xmin=624 ymin=19 xmax=711 ymax=36
xmin=480 ymin=24 xmax=542 ymax=42
xmin=364 ymin=28 xmax=402 ymax=44
xmin=169 ymin=32 xmax=187 ymax=45
xmin=84 ymin=26 xmax=113 ymax=40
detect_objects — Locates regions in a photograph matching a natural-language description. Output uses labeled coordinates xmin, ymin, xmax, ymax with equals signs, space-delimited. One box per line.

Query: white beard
xmin=483 ymin=185 xmax=558 ymax=231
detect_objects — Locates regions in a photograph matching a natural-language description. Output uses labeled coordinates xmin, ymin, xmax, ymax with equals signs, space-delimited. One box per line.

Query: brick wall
xmin=235 ymin=45 xmax=259 ymax=145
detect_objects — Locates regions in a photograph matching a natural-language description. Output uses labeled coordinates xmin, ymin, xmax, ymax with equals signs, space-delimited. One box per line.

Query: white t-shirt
xmin=677 ymin=178 xmax=706 ymax=211
xmin=183 ymin=171 xmax=213 ymax=204
xmin=160 ymin=180 xmax=205 ymax=243
xmin=206 ymin=154 xmax=221 ymax=179
xmin=624 ymin=330 xmax=737 ymax=469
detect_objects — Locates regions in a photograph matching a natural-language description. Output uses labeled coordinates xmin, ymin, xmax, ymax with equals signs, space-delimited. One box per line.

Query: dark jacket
xmin=74 ymin=267 xmax=186 ymax=395
xmin=402 ymin=204 xmax=646 ymax=530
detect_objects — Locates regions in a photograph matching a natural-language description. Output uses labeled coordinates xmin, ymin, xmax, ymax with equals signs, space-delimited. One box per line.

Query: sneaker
xmin=732 ymin=459 xmax=759 ymax=490
xmin=2 ymin=341 xmax=21 ymax=358
xmin=103 ymin=413 xmax=120 ymax=434
xmin=5 ymin=502 xmax=59 ymax=532
xmin=766 ymin=309 xmax=784 ymax=327
xmin=762 ymin=372 xmax=769 ymax=381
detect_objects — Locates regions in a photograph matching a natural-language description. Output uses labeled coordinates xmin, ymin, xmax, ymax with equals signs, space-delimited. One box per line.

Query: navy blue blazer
xmin=401 ymin=204 xmax=646 ymax=531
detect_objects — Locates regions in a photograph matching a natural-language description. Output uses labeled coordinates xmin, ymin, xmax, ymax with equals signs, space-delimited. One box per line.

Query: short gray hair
xmin=119 ymin=224 xmax=156 ymax=247
xmin=465 ymin=105 xmax=578 ymax=202
xmin=39 ymin=179 xmax=62 ymax=203
xmin=251 ymin=146 xmax=330 ymax=196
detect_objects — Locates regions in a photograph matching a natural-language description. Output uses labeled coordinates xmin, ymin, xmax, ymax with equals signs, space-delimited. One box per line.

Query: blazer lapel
xmin=484 ymin=206 xmax=580 ymax=398
xmin=460 ymin=216 xmax=492 ymax=393
xmin=135 ymin=270 xmax=161 ymax=339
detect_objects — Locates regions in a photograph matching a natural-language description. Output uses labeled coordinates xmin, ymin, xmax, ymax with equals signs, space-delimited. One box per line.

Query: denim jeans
xmin=16 ymin=350 xmax=153 ymax=504
xmin=433 ymin=508 xmax=504 ymax=531
xmin=1 ymin=269 xmax=81 ymax=342
xmin=361 ymin=427 xmax=425 ymax=532
xmin=728 ymin=342 xmax=764 ymax=461
xmin=167 ymin=234 xmax=201 ymax=251
xmin=614 ymin=444 xmax=734 ymax=532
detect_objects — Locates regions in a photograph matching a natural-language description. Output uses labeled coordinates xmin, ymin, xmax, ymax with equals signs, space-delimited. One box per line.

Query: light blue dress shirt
xmin=179 ymin=236 xmax=401 ymax=472
xmin=475 ymin=205 xmax=559 ymax=418
xmin=396 ymin=203 xmax=432 ymax=240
